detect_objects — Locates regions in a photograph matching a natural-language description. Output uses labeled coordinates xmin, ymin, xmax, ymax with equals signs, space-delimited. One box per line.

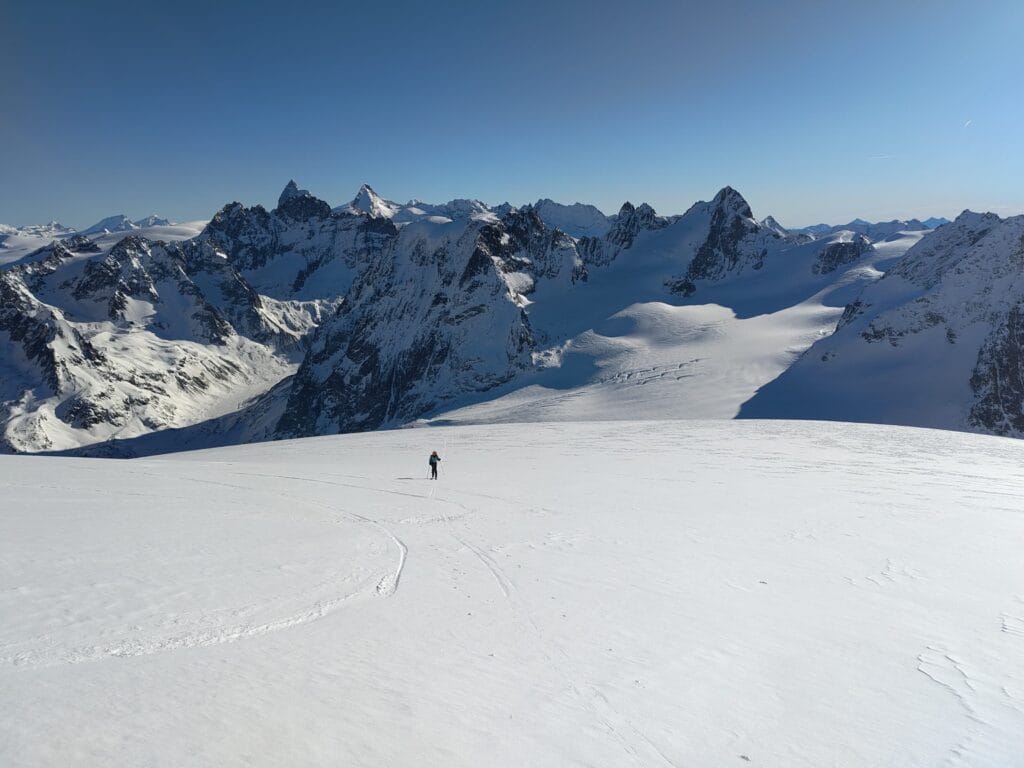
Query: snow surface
xmin=0 ymin=220 xmax=205 ymax=267
xmin=425 ymin=231 xmax=925 ymax=426
xmin=2 ymin=419 xmax=1023 ymax=767
xmin=78 ymin=214 xmax=139 ymax=236
xmin=534 ymin=198 xmax=612 ymax=237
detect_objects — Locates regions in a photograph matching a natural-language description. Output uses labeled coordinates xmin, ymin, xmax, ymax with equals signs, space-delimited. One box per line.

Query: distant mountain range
xmin=0 ymin=182 xmax=1014 ymax=455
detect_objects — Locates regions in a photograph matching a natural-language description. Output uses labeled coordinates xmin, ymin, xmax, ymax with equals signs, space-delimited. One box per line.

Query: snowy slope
xmin=425 ymin=205 xmax=923 ymax=426
xmin=742 ymin=211 xmax=1024 ymax=434
xmin=78 ymin=214 xmax=139 ymax=236
xmin=0 ymin=181 xmax=963 ymax=454
xmin=533 ymin=198 xmax=612 ymax=237
xmin=0 ymin=219 xmax=203 ymax=267
xmin=2 ymin=420 xmax=1023 ymax=767
xmin=0 ymin=232 xmax=310 ymax=452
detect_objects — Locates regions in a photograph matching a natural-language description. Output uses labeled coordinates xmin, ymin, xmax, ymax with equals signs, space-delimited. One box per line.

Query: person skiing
xmin=429 ymin=450 xmax=441 ymax=480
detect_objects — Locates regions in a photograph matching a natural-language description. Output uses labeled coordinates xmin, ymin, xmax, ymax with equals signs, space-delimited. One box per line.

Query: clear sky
xmin=2 ymin=0 xmax=1022 ymax=228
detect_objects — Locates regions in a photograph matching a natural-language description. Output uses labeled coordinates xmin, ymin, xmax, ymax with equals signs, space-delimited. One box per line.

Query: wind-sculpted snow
xmin=2 ymin=421 xmax=1023 ymax=766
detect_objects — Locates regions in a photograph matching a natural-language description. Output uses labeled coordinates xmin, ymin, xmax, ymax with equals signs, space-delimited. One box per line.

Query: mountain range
xmin=0 ymin=181 xmax=1014 ymax=455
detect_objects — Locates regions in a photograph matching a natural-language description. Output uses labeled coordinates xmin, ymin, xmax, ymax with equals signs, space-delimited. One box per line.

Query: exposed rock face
xmin=665 ymin=187 xmax=777 ymax=296
xmin=812 ymin=234 xmax=874 ymax=275
xmin=683 ymin=188 xmax=764 ymax=284
xmin=497 ymin=206 xmax=587 ymax=283
xmin=201 ymin=183 xmax=393 ymax=298
xmin=576 ymin=201 xmax=669 ymax=267
xmin=277 ymin=218 xmax=537 ymax=436
xmin=970 ymin=305 xmax=1024 ymax=434
xmin=0 ymin=230 xmax=304 ymax=453
xmin=275 ymin=181 xmax=332 ymax=221
xmin=3 ymin=179 xmax=984 ymax=453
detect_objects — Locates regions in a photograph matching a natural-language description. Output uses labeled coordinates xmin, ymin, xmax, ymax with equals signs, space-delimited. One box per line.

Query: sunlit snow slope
xmin=2 ymin=420 xmax=1023 ymax=767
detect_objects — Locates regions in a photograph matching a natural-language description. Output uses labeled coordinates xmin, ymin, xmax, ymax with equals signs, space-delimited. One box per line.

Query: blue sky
xmin=2 ymin=0 xmax=1022 ymax=228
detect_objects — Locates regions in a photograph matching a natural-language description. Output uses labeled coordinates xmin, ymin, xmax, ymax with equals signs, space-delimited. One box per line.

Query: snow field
xmin=2 ymin=419 xmax=1023 ymax=766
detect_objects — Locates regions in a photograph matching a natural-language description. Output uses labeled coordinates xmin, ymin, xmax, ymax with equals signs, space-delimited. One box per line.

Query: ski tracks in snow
xmin=1 ymin=470 xmax=412 ymax=670
xmin=214 ymin=471 xmax=410 ymax=600
xmin=426 ymin=485 xmax=678 ymax=768
xmin=0 ymin=587 xmax=369 ymax=671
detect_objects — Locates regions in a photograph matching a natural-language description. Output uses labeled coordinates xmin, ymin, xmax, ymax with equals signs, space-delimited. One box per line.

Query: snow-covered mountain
xmin=758 ymin=214 xmax=790 ymax=238
xmin=790 ymin=216 xmax=950 ymax=241
xmin=333 ymin=183 xmax=498 ymax=226
xmin=0 ymin=222 xmax=77 ymax=267
xmin=333 ymin=183 xmax=402 ymax=219
xmin=533 ymin=198 xmax=612 ymax=237
xmin=0 ymin=216 xmax=199 ymax=269
xmin=0 ymin=221 xmax=75 ymax=239
xmin=78 ymin=214 xmax=140 ymax=236
xmin=0 ymin=181 xmax=993 ymax=454
xmin=0 ymin=229 xmax=314 ymax=452
xmin=134 ymin=214 xmax=171 ymax=227
xmin=742 ymin=210 xmax=1024 ymax=434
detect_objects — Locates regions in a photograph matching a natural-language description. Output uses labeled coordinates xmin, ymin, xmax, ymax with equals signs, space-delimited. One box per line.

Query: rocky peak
xmin=276 ymin=215 xmax=535 ymax=438
xmin=760 ymin=215 xmax=788 ymax=237
xmin=606 ymin=201 xmax=665 ymax=249
xmin=666 ymin=187 xmax=770 ymax=296
xmin=710 ymin=186 xmax=754 ymax=220
xmin=277 ymin=180 xmax=308 ymax=207
xmin=345 ymin=184 xmax=400 ymax=219
xmin=812 ymin=233 xmax=874 ymax=275
xmin=273 ymin=180 xmax=331 ymax=221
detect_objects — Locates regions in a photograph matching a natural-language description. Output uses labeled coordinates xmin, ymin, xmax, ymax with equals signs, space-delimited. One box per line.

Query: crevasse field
xmin=2 ymin=420 xmax=1024 ymax=767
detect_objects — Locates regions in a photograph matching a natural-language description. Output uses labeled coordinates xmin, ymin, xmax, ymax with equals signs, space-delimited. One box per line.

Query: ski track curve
xmin=144 ymin=469 xmax=410 ymax=601
xmin=1 ymin=584 xmax=370 ymax=671
xmin=2 ymin=470 xmax=412 ymax=670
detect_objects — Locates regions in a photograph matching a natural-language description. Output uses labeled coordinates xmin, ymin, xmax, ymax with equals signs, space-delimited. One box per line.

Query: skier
xmin=429 ymin=450 xmax=441 ymax=480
